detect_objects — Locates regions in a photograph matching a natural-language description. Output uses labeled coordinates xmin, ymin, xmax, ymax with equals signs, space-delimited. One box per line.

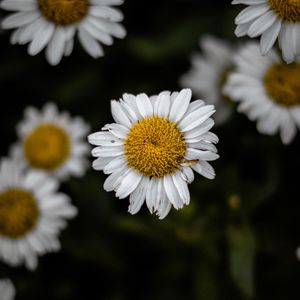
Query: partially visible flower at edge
xmin=1 ymin=0 xmax=126 ymax=65
xmin=180 ymin=35 xmax=235 ymax=125
xmin=232 ymin=0 xmax=300 ymax=63
xmin=224 ymin=41 xmax=300 ymax=145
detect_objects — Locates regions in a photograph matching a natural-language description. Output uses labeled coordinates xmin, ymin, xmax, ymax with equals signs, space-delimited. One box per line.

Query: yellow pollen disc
xmin=24 ymin=123 xmax=71 ymax=171
xmin=268 ymin=0 xmax=300 ymax=22
xmin=0 ymin=189 xmax=39 ymax=238
xmin=264 ymin=62 xmax=300 ymax=107
xmin=125 ymin=117 xmax=186 ymax=178
xmin=38 ymin=0 xmax=89 ymax=25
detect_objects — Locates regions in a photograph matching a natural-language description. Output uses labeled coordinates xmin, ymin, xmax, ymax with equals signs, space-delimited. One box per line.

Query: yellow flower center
xmin=24 ymin=123 xmax=71 ymax=171
xmin=0 ymin=189 xmax=39 ymax=239
xmin=268 ymin=0 xmax=300 ymax=22
xmin=264 ymin=62 xmax=300 ymax=107
xmin=38 ymin=0 xmax=89 ymax=25
xmin=125 ymin=117 xmax=186 ymax=178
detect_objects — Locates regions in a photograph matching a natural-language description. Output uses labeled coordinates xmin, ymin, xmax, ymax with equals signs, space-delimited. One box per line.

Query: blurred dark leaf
xmin=227 ymin=222 xmax=256 ymax=299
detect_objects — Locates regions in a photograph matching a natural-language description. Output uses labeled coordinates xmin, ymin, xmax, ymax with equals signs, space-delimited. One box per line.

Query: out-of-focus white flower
xmin=233 ymin=0 xmax=300 ymax=63
xmin=12 ymin=102 xmax=90 ymax=181
xmin=1 ymin=0 xmax=126 ymax=65
xmin=0 ymin=157 xmax=77 ymax=270
xmin=0 ymin=279 xmax=15 ymax=300
xmin=88 ymin=89 xmax=219 ymax=219
xmin=224 ymin=41 xmax=300 ymax=145
xmin=181 ymin=35 xmax=235 ymax=125
xmin=296 ymin=246 xmax=300 ymax=261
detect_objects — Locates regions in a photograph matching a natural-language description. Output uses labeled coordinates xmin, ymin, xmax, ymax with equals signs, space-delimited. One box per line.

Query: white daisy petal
xmin=1 ymin=0 xmax=37 ymax=11
xmin=2 ymin=11 xmax=39 ymax=29
xmin=154 ymin=91 xmax=171 ymax=118
xmin=45 ymin=27 xmax=66 ymax=66
xmin=146 ymin=178 xmax=157 ymax=213
xmin=128 ymin=177 xmax=149 ymax=215
xmin=28 ymin=22 xmax=55 ymax=56
xmin=235 ymin=4 xmax=269 ymax=24
xmin=248 ymin=10 xmax=278 ymax=38
xmin=260 ymin=18 xmax=281 ymax=55
xmin=156 ymin=188 xmax=172 ymax=220
xmin=192 ymin=161 xmax=216 ymax=180
xmin=181 ymin=166 xmax=195 ymax=184
xmin=179 ymin=105 xmax=215 ymax=132
xmin=169 ymin=89 xmax=192 ymax=122
xmin=102 ymin=123 xmax=129 ymax=139
xmin=90 ymin=0 xmax=124 ymax=4
xmin=103 ymin=156 xmax=126 ymax=174
xmin=92 ymin=157 xmax=115 ymax=170
xmin=89 ymin=6 xmax=123 ymax=22
xmin=78 ymin=28 xmax=104 ymax=59
xmin=81 ymin=18 xmax=113 ymax=46
xmin=111 ymin=100 xmax=132 ymax=128
xmin=280 ymin=110 xmax=297 ymax=144
xmin=186 ymin=148 xmax=220 ymax=161
xmin=103 ymin=165 xmax=129 ymax=192
xmin=172 ymin=172 xmax=190 ymax=205
xmin=88 ymin=132 xmax=122 ymax=146
xmin=136 ymin=93 xmax=153 ymax=118
xmin=116 ymin=170 xmax=142 ymax=199
xmin=163 ymin=175 xmax=184 ymax=209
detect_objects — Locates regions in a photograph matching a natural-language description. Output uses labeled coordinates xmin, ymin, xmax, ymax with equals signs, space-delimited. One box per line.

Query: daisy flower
xmin=0 ymin=157 xmax=77 ymax=270
xmin=88 ymin=89 xmax=219 ymax=219
xmin=0 ymin=279 xmax=15 ymax=300
xmin=223 ymin=41 xmax=300 ymax=144
xmin=1 ymin=0 xmax=126 ymax=65
xmin=180 ymin=35 xmax=235 ymax=125
xmin=12 ymin=102 xmax=90 ymax=180
xmin=232 ymin=0 xmax=300 ymax=63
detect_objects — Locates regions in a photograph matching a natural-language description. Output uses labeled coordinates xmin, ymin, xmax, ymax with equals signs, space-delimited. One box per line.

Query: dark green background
xmin=1 ymin=0 xmax=300 ymax=299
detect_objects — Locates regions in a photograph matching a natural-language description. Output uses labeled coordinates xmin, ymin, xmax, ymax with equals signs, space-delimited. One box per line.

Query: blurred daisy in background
xmin=12 ymin=103 xmax=90 ymax=181
xmin=296 ymin=246 xmax=300 ymax=261
xmin=1 ymin=0 xmax=126 ymax=65
xmin=233 ymin=0 xmax=300 ymax=63
xmin=88 ymin=89 xmax=219 ymax=219
xmin=180 ymin=35 xmax=235 ymax=125
xmin=0 ymin=279 xmax=15 ymax=300
xmin=0 ymin=157 xmax=77 ymax=270
xmin=224 ymin=42 xmax=300 ymax=145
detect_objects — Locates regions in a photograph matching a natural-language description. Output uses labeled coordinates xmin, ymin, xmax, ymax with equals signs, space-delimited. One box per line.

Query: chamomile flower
xmin=0 ymin=157 xmax=77 ymax=270
xmin=233 ymin=0 xmax=300 ymax=63
xmin=1 ymin=0 xmax=126 ymax=65
xmin=88 ymin=89 xmax=219 ymax=219
xmin=12 ymin=102 xmax=90 ymax=180
xmin=223 ymin=42 xmax=300 ymax=144
xmin=0 ymin=279 xmax=15 ymax=300
xmin=180 ymin=35 xmax=235 ymax=125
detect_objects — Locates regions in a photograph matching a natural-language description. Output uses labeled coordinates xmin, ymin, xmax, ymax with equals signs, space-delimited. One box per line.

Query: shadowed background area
xmin=1 ymin=0 xmax=300 ymax=299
